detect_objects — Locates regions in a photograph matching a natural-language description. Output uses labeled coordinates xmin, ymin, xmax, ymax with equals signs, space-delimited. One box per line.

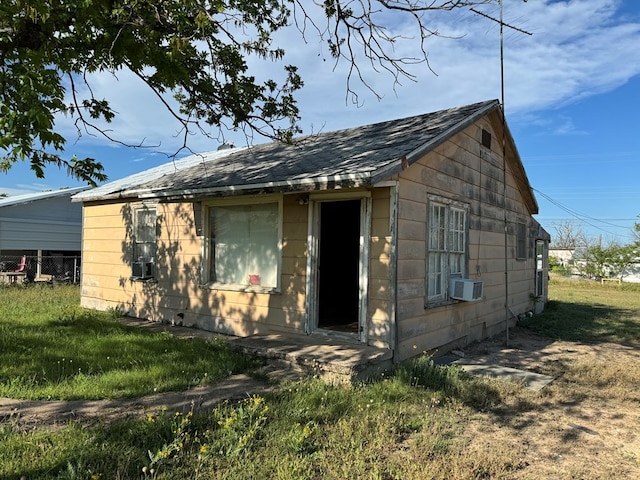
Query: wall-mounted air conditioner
xmin=132 ymin=261 xmax=155 ymax=279
xmin=449 ymin=278 xmax=483 ymax=301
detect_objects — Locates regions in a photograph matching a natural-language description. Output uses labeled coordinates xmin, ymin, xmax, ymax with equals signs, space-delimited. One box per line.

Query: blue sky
xmin=1 ymin=0 xmax=639 ymax=245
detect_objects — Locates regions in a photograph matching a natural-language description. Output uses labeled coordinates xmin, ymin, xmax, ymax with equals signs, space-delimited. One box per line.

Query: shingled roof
xmin=74 ymin=99 xmax=536 ymax=212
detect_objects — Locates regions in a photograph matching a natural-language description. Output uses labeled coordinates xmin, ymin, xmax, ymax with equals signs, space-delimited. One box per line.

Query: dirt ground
xmin=2 ymin=327 xmax=639 ymax=478
xmin=459 ymin=327 xmax=640 ymax=479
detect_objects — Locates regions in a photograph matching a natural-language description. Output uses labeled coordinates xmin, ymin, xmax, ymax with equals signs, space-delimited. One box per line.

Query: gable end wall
xmin=395 ymin=119 xmax=542 ymax=360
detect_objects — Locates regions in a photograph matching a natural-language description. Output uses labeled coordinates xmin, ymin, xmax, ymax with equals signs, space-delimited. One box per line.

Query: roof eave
xmin=72 ymin=188 xmax=156 ymax=203
xmin=137 ymin=173 xmax=374 ymax=201
xmin=2 ymin=186 xmax=90 ymax=207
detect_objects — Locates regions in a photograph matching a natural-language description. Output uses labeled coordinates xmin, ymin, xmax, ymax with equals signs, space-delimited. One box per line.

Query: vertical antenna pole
xmin=500 ymin=0 xmax=510 ymax=347
xmin=500 ymin=0 xmax=505 ymax=109
xmin=471 ymin=2 xmax=532 ymax=348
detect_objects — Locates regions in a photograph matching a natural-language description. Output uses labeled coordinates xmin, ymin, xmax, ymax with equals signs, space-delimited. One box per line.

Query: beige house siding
xmin=368 ymin=187 xmax=393 ymax=347
xmin=81 ymin=195 xmax=310 ymax=337
xmin=394 ymin=119 xmax=540 ymax=361
xmin=81 ymin=192 xmax=396 ymax=346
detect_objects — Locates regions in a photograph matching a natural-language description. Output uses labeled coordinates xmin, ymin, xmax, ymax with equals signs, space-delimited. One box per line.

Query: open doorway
xmin=317 ymin=200 xmax=361 ymax=334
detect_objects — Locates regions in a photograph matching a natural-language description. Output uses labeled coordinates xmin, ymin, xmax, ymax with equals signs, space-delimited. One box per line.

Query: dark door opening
xmin=317 ymin=200 xmax=361 ymax=333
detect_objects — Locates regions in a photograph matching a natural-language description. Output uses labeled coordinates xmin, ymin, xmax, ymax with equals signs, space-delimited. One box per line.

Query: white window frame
xmin=131 ymin=206 xmax=157 ymax=280
xmin=203 ymin=195 xmax=283 ymax=293
xmin=426 ymin=196 xmax=469 ymax=305
xmin=535 ymin=240 xmax=546 ymax=297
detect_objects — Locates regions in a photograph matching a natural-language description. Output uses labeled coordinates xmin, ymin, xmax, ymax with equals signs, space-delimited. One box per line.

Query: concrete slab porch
xmin=119 ymin=317 xmax=394 ymax=384
xmin=227 ymin=333 xmax=394 ymax=383
xmin=120 ymin=317 xmax=557 ymax=389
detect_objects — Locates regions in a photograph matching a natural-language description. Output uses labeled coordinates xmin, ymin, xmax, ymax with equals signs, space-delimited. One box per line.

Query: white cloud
xmin=51 ymin=1 xmax=640 ymax=156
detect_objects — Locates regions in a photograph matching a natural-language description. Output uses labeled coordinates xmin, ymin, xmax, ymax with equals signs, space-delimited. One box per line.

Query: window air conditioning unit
xmin=449 ymin=278 xmax=483 ymax=301
xmin=132 ymin=261 xmax=155 ymax=279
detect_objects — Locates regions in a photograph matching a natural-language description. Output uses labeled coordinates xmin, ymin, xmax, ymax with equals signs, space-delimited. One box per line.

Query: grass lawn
xmin=1 ymin=279 xmax=640 ymax=479
xmin=519 ymin=276 xmax=640 ymax=345
xmin=0 ymin=284 xmax=260 ymax=400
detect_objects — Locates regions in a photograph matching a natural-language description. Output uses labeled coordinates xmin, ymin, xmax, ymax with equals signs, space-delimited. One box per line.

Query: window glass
xmin=134 ymin=208 xmax=157 ymax=262
xmin=429 ymin=204 xmax=446 ymax=250
xmin=535 ymin=240 xmax=545 ymax=296
xmin=426 ymin=199 xmax=468 ymax=303
xmin=132 ymin=207 xmax=157 ymax=279
xmin=450 ymin=208 xmax=465 ymax=253
xmin=428 ymin=252 xmax=444 ymax=297
xmin=209 ymin=202 xmax=279 ymax=288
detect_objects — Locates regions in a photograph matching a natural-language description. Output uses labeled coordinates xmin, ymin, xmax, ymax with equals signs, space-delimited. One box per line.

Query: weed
xmin=285 ymin=421 xmax=318 ymax=455
xmin=141 ymin=396 xmax=271 ymax=477
xmin=394 ymin=354 xmax=502 ymax=409
xmin=148 ymin=411 xmax=195 ymax=466
xmin=207 ymin=395 xmax=270 ymax=457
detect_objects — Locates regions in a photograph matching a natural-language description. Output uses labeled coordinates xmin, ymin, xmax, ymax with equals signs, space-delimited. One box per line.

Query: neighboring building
xmin=622 ymin=263 xmax=640 ymax=283
xmin=549 ymin=247 xmax=575 ymax=267
xmin=0 ymin=187 xmax=87 ymax=282
xmin=550 ymin=247 xmax=640 ymax=283
xmin=74 ymin=100 xmax=549 ymax=361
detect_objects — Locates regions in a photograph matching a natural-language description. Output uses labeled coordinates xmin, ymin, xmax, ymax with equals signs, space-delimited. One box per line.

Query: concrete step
xmin=228 ymin=334 xmax=394 ymax=384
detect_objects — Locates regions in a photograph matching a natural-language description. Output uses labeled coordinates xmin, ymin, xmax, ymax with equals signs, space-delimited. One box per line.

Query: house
xmin=624 ymin=263 xmax=640 ymax=283
xmin=0 ymin=187 xmax=87 ymax=282
xmin=548 ymin=247 xmax=575 ymax=267
xmin=550 ymin=246 xmax=640 ymax=283
xmin=73 ymin=100 xmax=549 ymax=362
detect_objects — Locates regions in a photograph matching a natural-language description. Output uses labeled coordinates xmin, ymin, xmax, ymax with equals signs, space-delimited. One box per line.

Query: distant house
xmin=550 ymin=247 xmax=640 ymax=283
xmin=622 ymin=264 xmax=640 ymax=283
xmin=74 ymin=100 xmax=549 ymax=361
xmin=0 ymin=187 xmax=87 ymax=282
xmin=549 ymin=247 xmax=575 ymax=267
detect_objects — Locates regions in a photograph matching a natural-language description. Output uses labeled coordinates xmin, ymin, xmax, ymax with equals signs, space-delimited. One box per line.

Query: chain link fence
xmin=0 ymin=255 xmax=81 ymax=284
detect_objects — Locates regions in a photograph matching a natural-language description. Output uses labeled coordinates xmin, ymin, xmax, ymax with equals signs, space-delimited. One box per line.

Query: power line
xmin=532 ymin=187 xmax=632 ymax=237
xmin=541 ymin=218 xmax=638 ymax=222
xmin=538 ymin=215 xmax=638 ymax=224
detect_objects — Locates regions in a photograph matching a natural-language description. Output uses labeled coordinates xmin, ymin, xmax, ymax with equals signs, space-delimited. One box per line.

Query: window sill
xmin=203 ymin=282 xmax=280 ymax=294
xmin=130 ymin=277 xmax=157 ymax=283
xmin=425 ymin=299 xmax=459 ymax=309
